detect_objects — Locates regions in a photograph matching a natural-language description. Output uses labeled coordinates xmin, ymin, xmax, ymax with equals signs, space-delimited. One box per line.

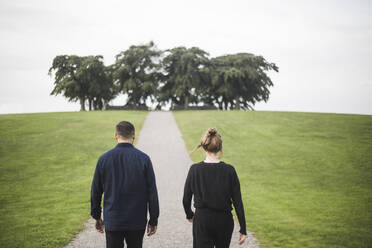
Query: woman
xmin=183 ymin=128 xmax=247 ymax=248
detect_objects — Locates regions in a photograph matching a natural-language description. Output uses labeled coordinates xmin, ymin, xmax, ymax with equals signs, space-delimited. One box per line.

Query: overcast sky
xmin=1 ymin=0 xmax=371 ymax=115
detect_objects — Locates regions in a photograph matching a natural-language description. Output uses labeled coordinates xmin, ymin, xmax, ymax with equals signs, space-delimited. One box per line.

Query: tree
xmin=101 ymin=64 xmax=120 ymax=109
xmin=80 ymin=56 xmax=117 ymax=110
xmin=49 ymin=45 xmax=278 ymax=112
xmin=49 ymin=55 xmax=116 ymax=111
xmin=202 ymin=53 xmax=278 ymax=110
xmin=159 ymin=46 xmax=209 ymax=109
xmin=113 ymin=41 xmax=161 ymax=109
xmin=49 ymin=55 xmax=88 ymax=111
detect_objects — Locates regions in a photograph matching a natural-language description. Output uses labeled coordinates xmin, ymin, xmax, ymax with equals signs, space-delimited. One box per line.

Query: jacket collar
xmin=116 ymin=142 xmax=134 ymax=148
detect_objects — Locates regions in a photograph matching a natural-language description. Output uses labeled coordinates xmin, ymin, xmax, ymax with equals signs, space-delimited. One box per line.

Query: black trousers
xmin=105 ymin=229 xmax=145 ymax=248
xmin=192 ymin=209 xmax=234 ymax=248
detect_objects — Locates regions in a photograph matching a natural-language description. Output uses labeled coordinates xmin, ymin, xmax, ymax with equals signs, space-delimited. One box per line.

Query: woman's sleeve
xmin=182 ymin=165 xmax=194 ymax=219
xmin=231 ymin=167 xmax=247 ymax=235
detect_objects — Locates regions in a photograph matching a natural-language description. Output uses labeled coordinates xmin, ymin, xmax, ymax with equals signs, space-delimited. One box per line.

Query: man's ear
xmin=114 ymin=132 xmax=118 ymax=140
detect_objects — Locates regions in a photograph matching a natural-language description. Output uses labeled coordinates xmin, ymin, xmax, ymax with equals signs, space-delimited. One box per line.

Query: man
xmin=91 ymin=121 xmax=159 ymax=248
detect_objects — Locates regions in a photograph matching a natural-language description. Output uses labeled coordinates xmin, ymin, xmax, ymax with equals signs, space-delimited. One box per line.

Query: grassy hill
xmin=0 ymin=111 xmax=148 ymax=248
xmin=173 ymin=110 xmax=372 ymax=248
xmin=1 ymin=110 xmax=371 ymax=248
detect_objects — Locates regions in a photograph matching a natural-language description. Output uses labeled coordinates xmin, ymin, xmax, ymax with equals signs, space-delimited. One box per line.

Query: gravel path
xmin=65 ymin=111 xmax=259 ymax=248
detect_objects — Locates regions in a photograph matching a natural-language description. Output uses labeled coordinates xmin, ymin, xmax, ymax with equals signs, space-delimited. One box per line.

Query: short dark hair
xmin=116 ymin=121 xmax=135 ymax=139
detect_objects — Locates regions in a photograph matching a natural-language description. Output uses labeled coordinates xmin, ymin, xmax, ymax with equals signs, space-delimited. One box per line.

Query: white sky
xmin=0 ymin=0 xmax=371 ymax=115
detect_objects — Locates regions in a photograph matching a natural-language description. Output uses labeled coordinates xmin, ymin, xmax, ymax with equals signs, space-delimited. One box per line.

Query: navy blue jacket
xmin=90 ymin=142 xmax=159 ymax=231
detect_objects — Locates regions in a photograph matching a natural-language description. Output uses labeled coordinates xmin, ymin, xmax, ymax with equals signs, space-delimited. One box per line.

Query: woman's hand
xmin=238 ymin=233 xmax=247 ymax=245
xmin=188 ymin=217 xmax=193 ymax=223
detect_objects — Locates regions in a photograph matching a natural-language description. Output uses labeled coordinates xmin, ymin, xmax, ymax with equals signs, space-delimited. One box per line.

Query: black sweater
xmin=183 ymin=161 xmax=247 ymax=235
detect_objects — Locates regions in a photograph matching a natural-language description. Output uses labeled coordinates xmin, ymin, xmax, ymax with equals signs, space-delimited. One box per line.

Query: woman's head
xmin=192 ymin=127 xmax=223 ymax=155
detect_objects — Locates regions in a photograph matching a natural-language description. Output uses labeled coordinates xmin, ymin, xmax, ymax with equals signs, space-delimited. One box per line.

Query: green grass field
xmin=0 ymin=111 xmax=148 ymax=248
xmin=173 ymin=110 xmax=372 ymax=248
xmin=1 ymin=110 xmax=371 ymax=248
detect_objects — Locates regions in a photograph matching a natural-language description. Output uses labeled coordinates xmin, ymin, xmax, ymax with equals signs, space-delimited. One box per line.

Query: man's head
xmin=115 ymin=121 xmax=135 ymax=143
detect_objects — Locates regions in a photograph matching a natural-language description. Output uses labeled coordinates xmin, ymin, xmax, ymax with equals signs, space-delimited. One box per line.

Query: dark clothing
xmin=105 ymin=229 xmax=145 ymax=248
xmin=193 ymin=209 xmax=234 ymax=248
xmin=90 ymin=142 xmax=159 ymax=231
xmin=183 ymin=161 xmax=247 ymax=235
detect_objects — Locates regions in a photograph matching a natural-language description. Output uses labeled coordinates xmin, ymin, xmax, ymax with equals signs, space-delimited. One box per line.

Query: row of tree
xmin=49 ymin=41 xmax=278 ymax=111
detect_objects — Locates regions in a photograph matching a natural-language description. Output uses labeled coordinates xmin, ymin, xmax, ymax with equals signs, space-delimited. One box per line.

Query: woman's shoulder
xmin=190 ymin=161 xmax=236 ymax=170
xmin=189 ymin=161 xmax=204 ymax=169
xmin=220 ymin=161 xmax=237 ymax=171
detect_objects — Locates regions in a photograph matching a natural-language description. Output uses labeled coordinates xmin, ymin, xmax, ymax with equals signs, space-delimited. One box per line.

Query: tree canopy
xmin=49 ymin=42 xmax=278 ymax=111
xmin=113 ymin=41 xmax=161 ymax=109
xmin=159 ymin=46 xmax=209 ymax=110
xmin=49 ymin=55 xmax=115 ymax=111
xmin=203 ymin=53 xmax=279 ymax=110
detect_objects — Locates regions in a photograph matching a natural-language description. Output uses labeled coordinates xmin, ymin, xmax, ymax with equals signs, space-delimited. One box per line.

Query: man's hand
xmin=238 ymin=233 xmax=247 ymax=245
xmin=147 ymin=224 xmax=157 ymax=236
xmin=187 ymin=217 xmax=193 ymax=223
xmin=94 ymin=218 xmax=104 ymax=233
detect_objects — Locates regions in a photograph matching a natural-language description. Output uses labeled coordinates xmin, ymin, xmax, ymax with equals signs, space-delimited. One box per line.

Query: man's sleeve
xmin=145 ymin=157 xmax=159 ymax=226
xmin=182 ymin=166 xmax=194 ymax=219
xmin=90 ymin=159 xmax=103 ymax=220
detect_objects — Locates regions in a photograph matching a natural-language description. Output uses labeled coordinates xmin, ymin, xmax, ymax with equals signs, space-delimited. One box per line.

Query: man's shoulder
xmin=98 ymin=148 xmax=116 ymax=161
xmin=109 ymin=145 xmax=150 ymax=159
xmin=98 ymin=145 xmax=150 ymax=162
xmin=131 ymin=146 xmax=150 ymax=160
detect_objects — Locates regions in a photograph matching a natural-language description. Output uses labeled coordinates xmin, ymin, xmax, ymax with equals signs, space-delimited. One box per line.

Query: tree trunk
xmin=184 ymin=95 xmax=189 ymax=110
xmin=93 ymin=100 xmax=97 ymax=111
xmin=223 ymin=100 xmax=228 ymax=110
xmin=235 ymin=96 xmax=240 ymax=110
xmin=88 ymin=99 xmax=92 ymax=111
xmin=98 ymin=99 xmax=103 ymax=110
xmin=103 ymin=101 xmax=108 ymax=110
xmin=79 ymin=98 xmax=86 ymax=111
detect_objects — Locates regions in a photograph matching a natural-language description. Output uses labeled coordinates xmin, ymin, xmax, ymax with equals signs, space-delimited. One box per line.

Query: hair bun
xmin=208 ymin=128 xmax=217 ymax=136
